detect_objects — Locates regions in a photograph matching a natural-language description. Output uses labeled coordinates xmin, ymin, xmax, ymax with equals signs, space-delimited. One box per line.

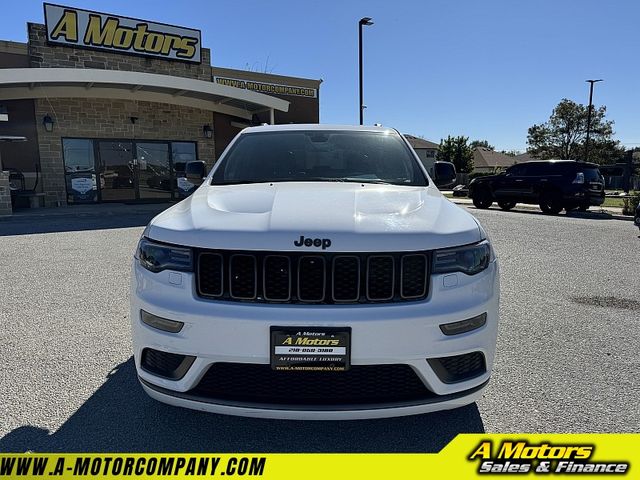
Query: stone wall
xmin=27 ymin=22 xmax=216 ymax=207
xmin=0 ymin=171 xmax=12 ymax=216
xmin=28 ymin=23 xmax=212 ymax=80
xmin=35 ymin=98 xmax=215 ymax=207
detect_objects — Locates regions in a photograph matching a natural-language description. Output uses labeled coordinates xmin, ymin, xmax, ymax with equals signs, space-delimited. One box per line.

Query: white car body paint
xmin=131 ymin=124 xmax=500 ymax=420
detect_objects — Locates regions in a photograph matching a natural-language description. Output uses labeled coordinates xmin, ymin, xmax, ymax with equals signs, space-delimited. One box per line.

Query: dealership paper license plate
xmin=270 ymin=328 xmax=351 ymax=371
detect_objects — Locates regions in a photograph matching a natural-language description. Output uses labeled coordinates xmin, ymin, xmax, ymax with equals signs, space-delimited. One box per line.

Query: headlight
xmin=432 ymin=240 xmax=494 ymax=276
xmin=136 ymin=237 xmax=193 ymax=273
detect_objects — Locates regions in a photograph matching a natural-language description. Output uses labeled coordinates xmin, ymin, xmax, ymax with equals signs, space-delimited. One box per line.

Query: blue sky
xmin=3 ymin=0 xmax=639 ymax=151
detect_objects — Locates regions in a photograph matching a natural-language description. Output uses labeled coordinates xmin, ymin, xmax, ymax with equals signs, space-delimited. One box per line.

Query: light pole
xmin=584 ymin=79 xmax=603 ymax=162
xmin=358 ymin=17 xmax=373 ymax=125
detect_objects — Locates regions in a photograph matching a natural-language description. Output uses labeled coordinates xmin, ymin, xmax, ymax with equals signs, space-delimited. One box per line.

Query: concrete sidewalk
xmin=446 ymin=195 xmax=634 ymax=221
xmin=0 ymin=202 xmax=173 ymax=220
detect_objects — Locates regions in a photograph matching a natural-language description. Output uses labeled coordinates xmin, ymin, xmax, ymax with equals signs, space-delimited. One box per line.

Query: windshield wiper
xmin=302 ymin=177 xmax=394 ymax=185
xmin=342 ymin=178 xmax=392 ymax=185
xmin=212 ymin=177 xmax=399 ymax=186
xmin=213 ymin=178 xmax=303 ymax=186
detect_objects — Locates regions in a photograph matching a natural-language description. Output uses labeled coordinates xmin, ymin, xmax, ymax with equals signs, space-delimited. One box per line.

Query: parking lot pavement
xmin=0 ymin=205 xmax=639 ymax=453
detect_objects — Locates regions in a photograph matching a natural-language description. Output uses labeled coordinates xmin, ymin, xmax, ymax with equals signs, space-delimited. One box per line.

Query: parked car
xmin=469 ymin=160 xmax=605 ymax=214
xmin=131 ymin=124 xmax=499 ymax=420
xmin=452 ymin=184 xmax=468 ymax=197
xmin=635 ymin=202 xmax=640 ymax=231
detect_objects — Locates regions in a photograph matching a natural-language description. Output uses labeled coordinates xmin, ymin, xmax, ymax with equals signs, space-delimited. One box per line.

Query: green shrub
xmin=622 ymin=192 xmax=640 ymax=215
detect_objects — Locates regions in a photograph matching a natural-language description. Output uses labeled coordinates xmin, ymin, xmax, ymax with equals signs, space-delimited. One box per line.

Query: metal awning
xmin=0 ymin=136 xmax=27 ymax=142
xmin=0 ymin=68 xmax=289 ymax=121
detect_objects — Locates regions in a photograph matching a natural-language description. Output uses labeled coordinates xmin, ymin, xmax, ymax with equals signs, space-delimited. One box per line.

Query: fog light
xmin=440 ymin=313 xmax=486 ymax=336
xmin=141 ymin=310 xmax=184 ymax=333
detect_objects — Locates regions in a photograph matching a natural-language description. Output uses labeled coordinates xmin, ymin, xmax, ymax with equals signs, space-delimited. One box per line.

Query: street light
xmin=358 ymin=17 xmax=374 ymax=125
xmin=584 ymin=79 xmax=603 ymax=162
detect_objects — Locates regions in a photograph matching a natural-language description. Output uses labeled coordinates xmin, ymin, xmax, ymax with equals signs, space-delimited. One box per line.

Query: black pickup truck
xmin=469 ymin=160 xmax=605 ymax=214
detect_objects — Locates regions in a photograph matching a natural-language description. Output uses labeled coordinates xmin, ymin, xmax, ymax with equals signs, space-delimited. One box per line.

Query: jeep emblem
xmin=294 ymin=235 xmax=332 ymax=250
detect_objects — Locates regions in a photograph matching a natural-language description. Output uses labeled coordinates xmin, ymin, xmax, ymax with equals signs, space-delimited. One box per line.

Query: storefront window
xmin=62 ymin=139 xmax=198 ymax=203
xmin=137 ymin=142 xmax=171 ymax=201
xmin=63 ymin=138 xmax=98 ymax=203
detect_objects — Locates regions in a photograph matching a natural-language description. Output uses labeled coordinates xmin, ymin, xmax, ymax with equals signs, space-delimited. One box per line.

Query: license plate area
xmin=270 ymin=327 xmax=351 ymax=372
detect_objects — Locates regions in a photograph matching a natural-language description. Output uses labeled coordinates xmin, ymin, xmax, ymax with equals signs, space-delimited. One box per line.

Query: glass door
xmin=97 ymin=141 xmax=136 ymax=202
xmin=62 ymin=139 xmax=98 ymax=204
xmin=136 ymin=142 xmax=172 ymax=201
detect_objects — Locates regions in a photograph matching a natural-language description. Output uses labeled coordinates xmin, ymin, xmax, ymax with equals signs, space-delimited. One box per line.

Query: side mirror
xmin=433 ymin=161 xmax=457 ymax=188
xmin=185 ymin=161 xmax=207 ymax=186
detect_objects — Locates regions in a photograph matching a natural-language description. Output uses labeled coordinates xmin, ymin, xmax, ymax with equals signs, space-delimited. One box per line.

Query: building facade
xmin=403 ymin=134 xmax=439 ymax=176
xmin=0 ymin=4 xmax=321 ymax=215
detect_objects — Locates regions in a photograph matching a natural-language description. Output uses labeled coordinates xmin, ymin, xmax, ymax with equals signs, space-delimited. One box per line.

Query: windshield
xmin=210 ymin=130 xmax=428 ymax=186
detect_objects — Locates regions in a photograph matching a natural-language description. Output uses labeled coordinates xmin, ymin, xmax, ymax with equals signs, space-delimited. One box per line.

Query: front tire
xmin=539 ymin=191 xmax=563 ymax=214
xmin=472 ymin=189 xmax=493 ymax=209
xmin=498 ymin=200 xmax=516 ymax=211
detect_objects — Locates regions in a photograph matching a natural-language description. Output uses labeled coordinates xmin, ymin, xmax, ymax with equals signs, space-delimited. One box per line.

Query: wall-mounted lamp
xmin=0 ymin=104 xmax=8 ymax=122
xmin=203 ymin=124 xmax=213 ymax=139
xmin=43 ymin=114 xmax=54 ymax=132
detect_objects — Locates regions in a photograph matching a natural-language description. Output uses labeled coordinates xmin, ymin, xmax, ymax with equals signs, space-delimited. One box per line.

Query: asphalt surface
xmin=0 ymin=204 xmax=638 ymax=453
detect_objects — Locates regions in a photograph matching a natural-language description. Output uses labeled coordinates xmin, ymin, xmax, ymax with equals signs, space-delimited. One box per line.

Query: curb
xmin=449 ymin=198 xmax=635 ymax=222
xmin=0 ymin=205 xmax=170 ymax=221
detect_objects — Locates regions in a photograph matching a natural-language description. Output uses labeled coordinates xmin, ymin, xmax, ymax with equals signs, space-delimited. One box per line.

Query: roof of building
xmin=403 ymin=134 xmax=439 ymax=150
xmin=0 ymin=40 xmax=27 ymax=56
xmin=473 ymin=148 xmax=519 ymax=168
xmin=514 ymin=152 xmax=537 ymax=163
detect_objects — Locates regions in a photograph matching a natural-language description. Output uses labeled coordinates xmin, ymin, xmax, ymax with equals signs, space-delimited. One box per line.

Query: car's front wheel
xmin=498 ymin=200 xmax=516 ymax=211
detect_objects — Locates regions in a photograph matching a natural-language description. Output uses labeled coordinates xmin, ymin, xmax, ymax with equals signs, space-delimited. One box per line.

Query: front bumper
xmin=130 ymin=260 xmax=500 ymax=420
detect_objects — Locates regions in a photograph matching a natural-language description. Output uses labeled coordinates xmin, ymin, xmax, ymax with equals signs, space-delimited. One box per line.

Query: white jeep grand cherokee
xmin=131 ymin=124 xmax=499 ymax=420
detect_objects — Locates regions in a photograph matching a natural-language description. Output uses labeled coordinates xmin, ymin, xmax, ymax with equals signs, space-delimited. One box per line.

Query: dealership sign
xmin=43 ymin=3 xmax=202 ymax=63
xmin=214 ymin=77 xmax=317 ymax=98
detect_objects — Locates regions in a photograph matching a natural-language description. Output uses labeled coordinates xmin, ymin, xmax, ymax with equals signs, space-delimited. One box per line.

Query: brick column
xmin=33 ymin=103 xmax=66 ymax=207
xmin=0 ymin=171 xmax=13 ymax=216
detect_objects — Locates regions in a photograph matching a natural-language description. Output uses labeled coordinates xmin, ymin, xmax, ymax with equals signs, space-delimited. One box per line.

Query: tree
xmin=470 ymin=139 xmax=495 ymax=150
xmin=526 ymin=98 xmax=624 ymax=164
xmin=500 ymin=150 xmax=520 ymax=157
xmin=438 ymin=135 xmax=474 ymax=173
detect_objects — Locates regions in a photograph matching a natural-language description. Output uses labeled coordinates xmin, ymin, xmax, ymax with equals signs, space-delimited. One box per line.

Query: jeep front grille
xmin=197 ymin=250 xmax=430 ymax=304
xmin=189 ymin=363 xmax=433 ymax=405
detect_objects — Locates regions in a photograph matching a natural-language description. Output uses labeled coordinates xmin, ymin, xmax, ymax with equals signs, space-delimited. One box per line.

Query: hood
xmin=471 ymin=174 xmax=501 ymax=183
xmin=146 ymin=182 xmax=482 ymax=252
